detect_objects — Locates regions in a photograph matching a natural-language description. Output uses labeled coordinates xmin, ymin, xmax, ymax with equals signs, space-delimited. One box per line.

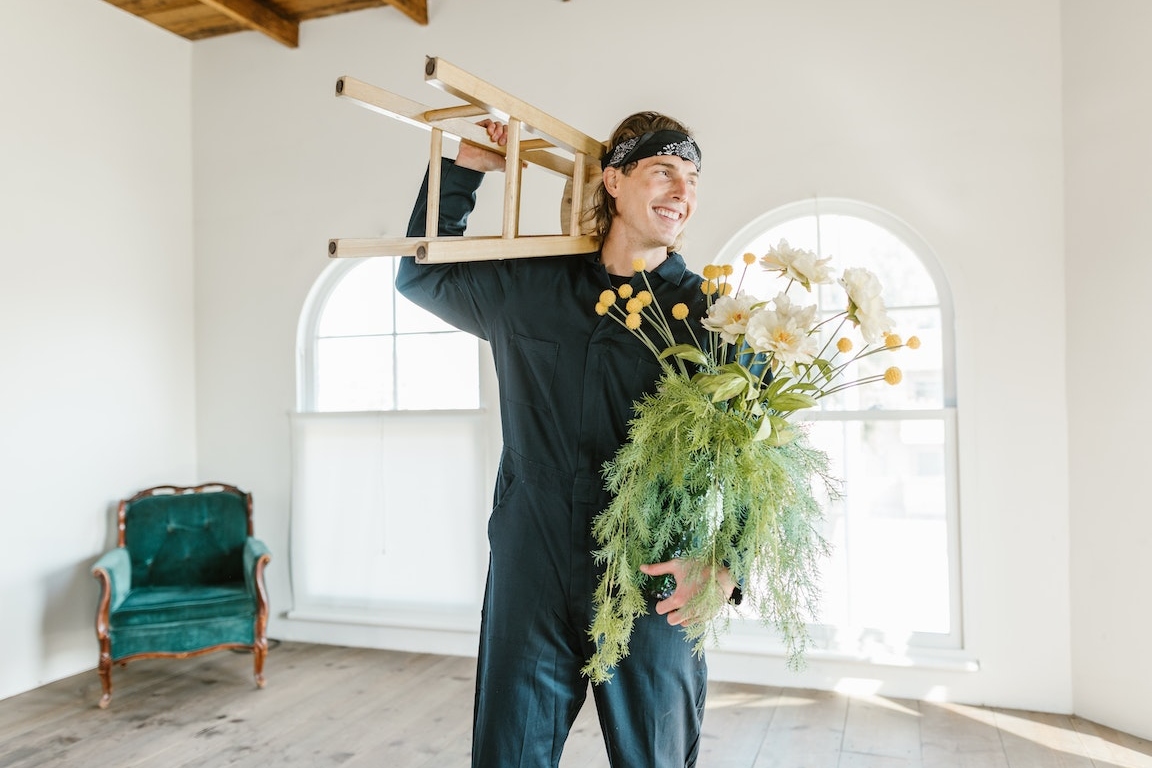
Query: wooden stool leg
xmin=569 ymin=152 xmax=586 ymax=235
xmin=427 ymin=127 xmax=443 ymax=239
xmin=502 ymin=118 xmax=522 ymax=239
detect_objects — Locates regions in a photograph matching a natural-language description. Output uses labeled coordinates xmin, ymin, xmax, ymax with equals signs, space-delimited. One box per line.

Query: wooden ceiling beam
xmin=197 ymin=0 xmax=300 ymax=47
xmin=386 ymin=0 xmax=427 ymax=25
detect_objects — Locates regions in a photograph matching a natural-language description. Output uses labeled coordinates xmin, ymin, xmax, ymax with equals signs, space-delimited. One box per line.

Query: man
xmin=397 ymin=112 xmax=735 ymax=767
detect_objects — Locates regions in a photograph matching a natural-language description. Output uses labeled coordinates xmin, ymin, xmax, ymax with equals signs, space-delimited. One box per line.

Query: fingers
xmin=454 ymin=119 xmax=510 ymax=173
xmin=639 ymin=561 xmax=677 ymax=577
xmin=644 ymin=560 xmax=691 ymax=624
xmin=478 ymin=119 xmax=509 ymax=148
xmin=644 ymin=559 xmax=730 ymax=627
xmin=655 ymin=587 xmax=693 ymax=623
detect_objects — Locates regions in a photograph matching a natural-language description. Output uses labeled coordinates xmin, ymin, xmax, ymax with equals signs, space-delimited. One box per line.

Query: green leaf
xmin=717 ymin=361 xmax=759 ymax=384
xmin=710 ymin=374 xmax=749 ymax=403
xmin=691 ymin=373 xmax=722 ymax=394
xmin=659 ymin=344 xmax=710 ymax=366
xmin=766 ymin=416 xmax=797 ymax=446
xmin=752 ymin=415 xmax=774 ymax=442
xmin=764 ymin=373 xmax=792 ymax=399
xmin=770 ymin=392 xmax=818 ymax=411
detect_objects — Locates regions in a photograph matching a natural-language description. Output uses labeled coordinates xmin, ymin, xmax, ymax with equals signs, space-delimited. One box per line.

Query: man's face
xmin=605 ymin=155 xmax=699 ymax=251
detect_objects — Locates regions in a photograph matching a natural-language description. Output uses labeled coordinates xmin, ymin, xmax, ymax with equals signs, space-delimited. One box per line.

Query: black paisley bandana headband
xmin=600 ymin=129 xmax=702 ymax=172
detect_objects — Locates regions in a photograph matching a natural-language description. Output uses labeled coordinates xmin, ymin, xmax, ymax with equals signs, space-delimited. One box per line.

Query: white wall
xmin=0 ymin=0 xmax=197 ymax=699
xmin=1064 ymin=0 xmax=1152 ymax=740
xmin=10 ymin=0 xmax=1148 ymax=739
xmin=191 ymin=0 xmax=1073 ymax=714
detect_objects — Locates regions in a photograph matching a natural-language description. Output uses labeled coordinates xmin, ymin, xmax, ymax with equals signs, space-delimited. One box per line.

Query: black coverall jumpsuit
xmin=397 ymin=160 xmax=711 ymax=767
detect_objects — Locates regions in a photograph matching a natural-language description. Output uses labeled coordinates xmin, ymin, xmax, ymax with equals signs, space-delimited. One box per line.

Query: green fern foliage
xmin=582 ymin=371 xmax=836 ymax=683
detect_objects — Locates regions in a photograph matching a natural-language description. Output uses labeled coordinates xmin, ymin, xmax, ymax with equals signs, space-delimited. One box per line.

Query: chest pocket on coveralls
xmin=505 ymin=333 xmax=559 ymax=411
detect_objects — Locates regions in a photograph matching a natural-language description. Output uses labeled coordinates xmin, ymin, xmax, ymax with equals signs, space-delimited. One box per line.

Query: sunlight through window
xmin=720 ymin=199 xmax=960 ymax=655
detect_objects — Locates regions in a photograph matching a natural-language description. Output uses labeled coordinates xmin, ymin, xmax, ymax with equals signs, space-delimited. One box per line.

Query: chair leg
xmin=253 ymin=637 xmax=267 ymax=689
xmin=97 ymin=650 xmax=113 ymax=709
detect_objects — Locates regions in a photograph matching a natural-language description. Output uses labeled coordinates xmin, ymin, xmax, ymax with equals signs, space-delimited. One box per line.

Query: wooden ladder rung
xmin=329 ymin=235 xmax=600 ymax=263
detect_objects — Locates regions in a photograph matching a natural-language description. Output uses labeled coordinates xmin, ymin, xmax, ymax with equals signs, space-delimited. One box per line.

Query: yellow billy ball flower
xmin=632 ymin=258 xmax=647 ymax=273
xmin=625 ymin=298 xmax=643 ymax=313
xmin=625 ymin=312 xmax=642 ymax=330
xmin=884 ymin=367 xmax=903 ymax=385
xmin=701 ymin=280 xmax=718 ymax=296
xmin=720 ymin=282 xmax=734 ymax=296
xmin=702 ymin=264 xmax=721 ymax=280
xmin=636 ymin=290 xmax=653 ymax=307
xmin=599 ymin=290 xmax=616 ymax=306
xmin=885 ymin=333 xmax=902 ymax=348
xmin=672 ymin=303 xmax=690 ymax=320
xmin=617 ymin=284 xmax=634 ymax=299
xmin=837 ymin=337 xmax=853 ymax=353
xmin=722 ymin=264 xmax=734 ymax=276
xmin=595 ymin=302 xmax=609 ymax=316
xmin=907 ymin=335 xmax=922 ymax=349
xmin=743 ymin=252 xmax=757 ymax=265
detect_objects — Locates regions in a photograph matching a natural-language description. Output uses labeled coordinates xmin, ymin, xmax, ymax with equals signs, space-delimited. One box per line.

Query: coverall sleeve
xmin=395 ymin=160 xmax=507 ymax=340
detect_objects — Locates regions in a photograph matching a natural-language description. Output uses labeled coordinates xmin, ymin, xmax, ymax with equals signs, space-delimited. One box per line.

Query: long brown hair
xmin=588 ymin=111 xmax=696 ymax=250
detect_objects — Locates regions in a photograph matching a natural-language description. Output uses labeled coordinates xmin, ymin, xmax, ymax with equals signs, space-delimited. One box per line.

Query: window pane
xmin=808 ymin=418 xmax=952 ymax=636
xmin=889 ymin=307 xmax=944 ymax=409
xmin=395 ymin=332 xmax=480 ymax=410
xmin=816 ymin=215 xmax=937 ymax=307
xmin=731 ymin=214 xmax=943 ymax=413
xmin=812 ymin=307 xmax=943 ymax=411
xmin=316 ymin=336 xmax=394 ymax=411
xmin=742 ymin=214 xmax=938 ymax=307
xmin=318 ymin=259 xmax=395 ymax=338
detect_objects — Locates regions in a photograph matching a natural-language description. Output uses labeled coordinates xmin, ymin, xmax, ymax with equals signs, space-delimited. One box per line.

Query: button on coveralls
xmin=397 ymin=161 xmax=711 ymax=767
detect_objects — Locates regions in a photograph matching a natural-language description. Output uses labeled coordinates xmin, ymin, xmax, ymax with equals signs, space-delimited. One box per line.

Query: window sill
xmin=716 ymin=628 xmax=979 ymax=673
xmin=291 ymin=408 xmax=490 ymax=419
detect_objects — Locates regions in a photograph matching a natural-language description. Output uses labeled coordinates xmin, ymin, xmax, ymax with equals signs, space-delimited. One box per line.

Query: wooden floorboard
xmin=1 ymin=641 xmax=1150 ymax=768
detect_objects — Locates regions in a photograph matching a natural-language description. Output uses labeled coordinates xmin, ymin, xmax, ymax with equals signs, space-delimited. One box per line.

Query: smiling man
xmin=397 ymin=112 xmax=731 ymax=767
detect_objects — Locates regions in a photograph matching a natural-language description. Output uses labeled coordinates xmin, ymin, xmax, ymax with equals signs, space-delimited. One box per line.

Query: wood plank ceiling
xmin=100 ymin=0 xmax=429 ymax=48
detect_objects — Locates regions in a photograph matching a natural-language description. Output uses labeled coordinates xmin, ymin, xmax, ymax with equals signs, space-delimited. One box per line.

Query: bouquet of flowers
xmin=582 ymin=240 xmax=919 ymax=683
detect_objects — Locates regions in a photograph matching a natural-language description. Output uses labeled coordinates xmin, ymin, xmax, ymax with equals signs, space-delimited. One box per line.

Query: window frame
xmin=717 ymin=197 xmax=963 ymax=654
xmin=296 ymin=257 xmax=485 ymax=414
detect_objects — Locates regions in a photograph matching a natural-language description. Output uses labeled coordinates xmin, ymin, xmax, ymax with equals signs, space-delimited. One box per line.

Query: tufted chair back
xmin=120 ymin=485 xmax=252 ymax=587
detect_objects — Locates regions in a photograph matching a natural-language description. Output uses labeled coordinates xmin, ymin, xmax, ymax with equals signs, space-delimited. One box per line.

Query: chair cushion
xmin=110 ymin=584 xmax=254 ymax=628
xmin=108 ymin=614 xmax=257 ymax=661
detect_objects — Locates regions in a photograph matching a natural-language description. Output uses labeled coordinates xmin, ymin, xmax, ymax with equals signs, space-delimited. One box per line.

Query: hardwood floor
xmin=1 ymin=641 xmax=1149 ymax=767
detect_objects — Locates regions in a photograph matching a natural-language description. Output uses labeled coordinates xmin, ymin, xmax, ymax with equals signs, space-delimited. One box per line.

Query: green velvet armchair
xmin=92 ymin=483 xmax=271 ymax=708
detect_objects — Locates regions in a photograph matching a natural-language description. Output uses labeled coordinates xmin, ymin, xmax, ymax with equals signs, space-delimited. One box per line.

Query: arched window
xmin=718 ymin=199 xmax=960 ymax=655
xmin=289 ymin=257 xmax=492 ymax=625
xmin=297 ymin=257 xmax=480 ymax=412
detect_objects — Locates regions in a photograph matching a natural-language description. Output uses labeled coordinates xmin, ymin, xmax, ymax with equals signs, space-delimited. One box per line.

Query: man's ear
xmin=602 ymin=167 xmax=620 ymax=198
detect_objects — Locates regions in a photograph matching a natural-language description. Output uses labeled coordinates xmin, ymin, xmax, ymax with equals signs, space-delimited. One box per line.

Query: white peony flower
xmin=744 ymin=293 xmax=820 ymax=367
xmin=760 ymin=239 xmax=836 ymax=291
xmin=702 ymin=291 xmax=761 ymax=344
xmin=840 ymin=267 xmax=893 ymax=344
